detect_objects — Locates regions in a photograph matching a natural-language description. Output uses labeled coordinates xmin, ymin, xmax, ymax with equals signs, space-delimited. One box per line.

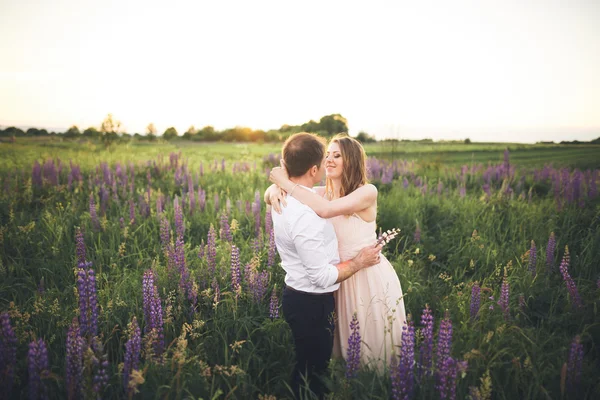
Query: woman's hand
xmin=269 ymin=159 xmax=291 ymax=188
xmin=269 ymin=186 xmax=288 ymax=214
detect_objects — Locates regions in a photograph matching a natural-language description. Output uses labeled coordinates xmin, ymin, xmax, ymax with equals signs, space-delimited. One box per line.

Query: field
xmin=0 ymin=138 xmax=599 ymax=399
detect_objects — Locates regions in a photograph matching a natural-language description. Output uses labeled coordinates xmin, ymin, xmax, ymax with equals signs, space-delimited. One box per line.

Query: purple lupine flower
xmin=413 ymin=223 xmax=421 ymax=244
xmin=396 ymin=320 xmax=415 ymax=399
xmin=230 ymin=245 xmax=241 ymax=296
xmin=559 ymin=247 xmax=583 ymax=309
xmin=28 ymin=338 xmax=50 ymax=400
xmin=346 ymin=313 xmax=361 ymax=378
xmin=435 ymin=311 xmax=453 ymax=399
xmin=32 ymin=161 xmax=43 ymax=188
xmin=418 ymin=304 xmax=434 ymax=378
xmin=566 ymin=335 xmax=584 ymax=395
xmin=247 ymin=270 xmax=269 ymax=303
xmin=66 ymin=318 xmax=84 ymax=400
xmin=267 ymin=230 xmax=277 ymax=268
xmin=459 ymin=185 xmax=466 ymax=198
xmin=220 ymin=213 xmax=232 ymax=242
xmin=269 ymin=287 xmax=279 ymax=319
xmin=159 ymin=215 xmax=170 ymax=249
xmin=142 ymin=270 xmax=165 ymax=356
xmin=75 ymin=227 xmax=86 ymax=265
xmin=122 ymin=317 xmax=141 ymax=395
xmin=390 ymin=354 xmax=402 ymax=400
xmin=529 ymin=240 xmax=537 ymax=277
xmin=89 ymin=193 xmax=100 ymax=231
xmin=470 ymin=283 xmax=480 ymax=320
xmin=497 ymin=276 xmax=510 ymax=320
xmin=207 ymin=225 xmax=217 ymax=275
xmin=252 ymin=202 xmax=261 ymax=237
xmin=0 ymin=313 xmax=17 ymax=394
xmin=90 ymin=337 xmax=109 ymax=394
xmin=251 ymin=238 xmax=261 ymax=255
xmin=174 ymin=197 xmax=184 ymax=240
xmin=546 ymin=232 xmax=556 ymax=272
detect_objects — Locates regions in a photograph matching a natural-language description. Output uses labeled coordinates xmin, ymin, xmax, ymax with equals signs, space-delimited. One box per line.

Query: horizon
xmin=1 ymin=0 xmax=599 ymax=143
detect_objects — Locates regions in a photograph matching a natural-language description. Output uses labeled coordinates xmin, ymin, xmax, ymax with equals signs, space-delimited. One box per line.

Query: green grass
xmin=0 ymin=139 xmax=598 ymax=399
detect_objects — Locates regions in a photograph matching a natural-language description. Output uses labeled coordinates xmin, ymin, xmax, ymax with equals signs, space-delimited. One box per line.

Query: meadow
xmin=0 ymin=138 xmax=599 ymax=399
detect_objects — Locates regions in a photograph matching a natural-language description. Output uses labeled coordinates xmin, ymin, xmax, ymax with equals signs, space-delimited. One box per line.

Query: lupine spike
xmin=345 ymin=313 xmax=361 ymax=379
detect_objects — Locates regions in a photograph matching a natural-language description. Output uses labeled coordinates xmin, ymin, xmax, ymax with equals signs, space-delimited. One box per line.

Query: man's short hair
xmin=282 ymin=132 xmax=326 ymax=178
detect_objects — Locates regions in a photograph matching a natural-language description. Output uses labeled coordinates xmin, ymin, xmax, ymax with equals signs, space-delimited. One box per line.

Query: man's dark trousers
xmin=282 ymin=287 xmax=335 ymax=399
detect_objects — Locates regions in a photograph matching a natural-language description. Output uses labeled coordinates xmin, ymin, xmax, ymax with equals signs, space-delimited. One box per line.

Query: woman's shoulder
xmin=356 ymin=183 xmax=378 ymax=197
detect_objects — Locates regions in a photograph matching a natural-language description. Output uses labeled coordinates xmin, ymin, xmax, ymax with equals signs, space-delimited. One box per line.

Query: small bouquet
xmin=375 ymin=228 xmax=401 ymax=247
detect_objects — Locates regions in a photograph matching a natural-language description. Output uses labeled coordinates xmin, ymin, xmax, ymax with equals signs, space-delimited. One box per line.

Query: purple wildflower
xmin=220 ymin=213 xmax=232 ymax=242
xmin=28 ymin=338 xmax=50 ymax=400
xmin=546 ymin=232 xmax=556 ymax=272
xmin=214 ymin=193 xmax=219 ymax=213
xmin=32 ymin=161 xmax=43 ymax=188
xmin=265 ymin=208 xmax=273 ymax=238
xmin=174 ymin=197 xmax=184 ymax=240
xmin=346 ymin=313 xmax=361 ymax=379
xmin=470 ymin=283 xmax=480 ymax=320
xmin=418 ymin=304 xmax=434 ymax=378
xmin=497 ymin=276 xmax=510 ymax=320
xmin=0 ymin=313 xmax=17 ymax=394
xmin=123 ymin=317 xmax=141 ymax=395
xmin=566 ymin=335 xmax=584 ymax=395
xmin=206 ymin=225 xmax=217 ymax=275
xmin=142 ymin=270 xmax=165 ymax=357
xmin=529 ymin=240 xmax=537 ymax=277
xmin=436 ymin=311 xmax=453 ymax=399
xmin=559 ymin=247 xmax=583 ymax=309
xmin=90 ymin=337 xmax=109 ymax=394
xmin=66 ymin=318 xmax=84 ymax=400
xmin=269 ymin=287 xmax=279 ymax=319
xmin=395 ymin=320 xmax=415 ymax=399
xmin=230 ymin=245 xmax=241 ymax=296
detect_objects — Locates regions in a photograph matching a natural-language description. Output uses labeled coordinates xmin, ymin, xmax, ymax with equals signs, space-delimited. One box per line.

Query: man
xmin=269 ymin=132 xmax=382 ymax=399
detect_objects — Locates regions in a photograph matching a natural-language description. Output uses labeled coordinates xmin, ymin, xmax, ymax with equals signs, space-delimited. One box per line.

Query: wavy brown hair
xmin=325 ymin=134 xmax=368 ymax=199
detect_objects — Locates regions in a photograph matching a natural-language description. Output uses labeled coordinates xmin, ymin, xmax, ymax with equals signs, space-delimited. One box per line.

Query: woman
xmin=265 ymin=134 xmax=406 ymax=370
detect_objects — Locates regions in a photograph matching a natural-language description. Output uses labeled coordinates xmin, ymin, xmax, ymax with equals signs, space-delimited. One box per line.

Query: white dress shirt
xmin=271 ymin=187 xmax=340 ymax=293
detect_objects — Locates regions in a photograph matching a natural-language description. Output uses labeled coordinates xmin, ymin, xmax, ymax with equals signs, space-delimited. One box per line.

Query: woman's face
xmin=325 ymin=142 xmax=344 ymax=179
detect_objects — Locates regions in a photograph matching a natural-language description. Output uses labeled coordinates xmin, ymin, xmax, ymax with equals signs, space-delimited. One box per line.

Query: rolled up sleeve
xmin=291 ymin=213 xmax=339 ymax=288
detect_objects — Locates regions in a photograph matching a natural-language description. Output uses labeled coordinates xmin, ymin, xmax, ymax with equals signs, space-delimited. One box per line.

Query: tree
xmin=100 ymin=113 xmax=121 ymax=143
xmin=83 ymin=127 xmax=101 ymax=138
xmin=64 ymin=125 xmax=81 ymax=138
xmin=163 ymin=127 xmax=178 ymax=140
xmin=194 ymin=126 xmax=218 ymax=141
xmin=319 ymin=114 xmax=348 ymax=136
xmin=355 ymin=131 xmax=376 ymax=143
xmin=182 ymin=125 xmax=198 ymax=140
xmin=146 ymin=123 xmax=157 ymax=141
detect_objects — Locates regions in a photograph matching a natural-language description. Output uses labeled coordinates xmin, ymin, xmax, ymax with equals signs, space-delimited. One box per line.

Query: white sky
xmin=0 ymin=0 xmax=599 ymax=142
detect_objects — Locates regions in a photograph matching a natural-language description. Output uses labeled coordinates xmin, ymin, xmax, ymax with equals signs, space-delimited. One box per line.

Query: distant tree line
xmin=0 ymin=113 xmax=380 ymax=144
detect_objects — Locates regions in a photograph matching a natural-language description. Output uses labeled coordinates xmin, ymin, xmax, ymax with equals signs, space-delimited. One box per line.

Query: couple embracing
xmin=264 ymin=132 xmax=406 ymax=399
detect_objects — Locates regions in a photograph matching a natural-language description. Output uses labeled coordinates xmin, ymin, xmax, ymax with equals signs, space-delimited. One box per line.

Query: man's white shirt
xmin=271 ymin=187 xmax=340 ymax=293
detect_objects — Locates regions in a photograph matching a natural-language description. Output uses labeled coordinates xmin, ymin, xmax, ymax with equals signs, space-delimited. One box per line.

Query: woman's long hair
xmin=325 ymin=134 xmax=368 ymax=200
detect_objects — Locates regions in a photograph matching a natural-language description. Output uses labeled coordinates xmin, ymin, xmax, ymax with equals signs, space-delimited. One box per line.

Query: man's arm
xmin=292 ymin=213 xmax=381 ymax=287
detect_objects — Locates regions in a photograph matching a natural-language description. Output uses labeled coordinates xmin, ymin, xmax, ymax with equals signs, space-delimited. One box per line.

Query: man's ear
xmin=309 ymin=165 xmax=318 ymax=177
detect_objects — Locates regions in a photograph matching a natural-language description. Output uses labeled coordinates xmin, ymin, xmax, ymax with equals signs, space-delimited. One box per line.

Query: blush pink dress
xmin=330 ymin=213 xmax=407 ymax=370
